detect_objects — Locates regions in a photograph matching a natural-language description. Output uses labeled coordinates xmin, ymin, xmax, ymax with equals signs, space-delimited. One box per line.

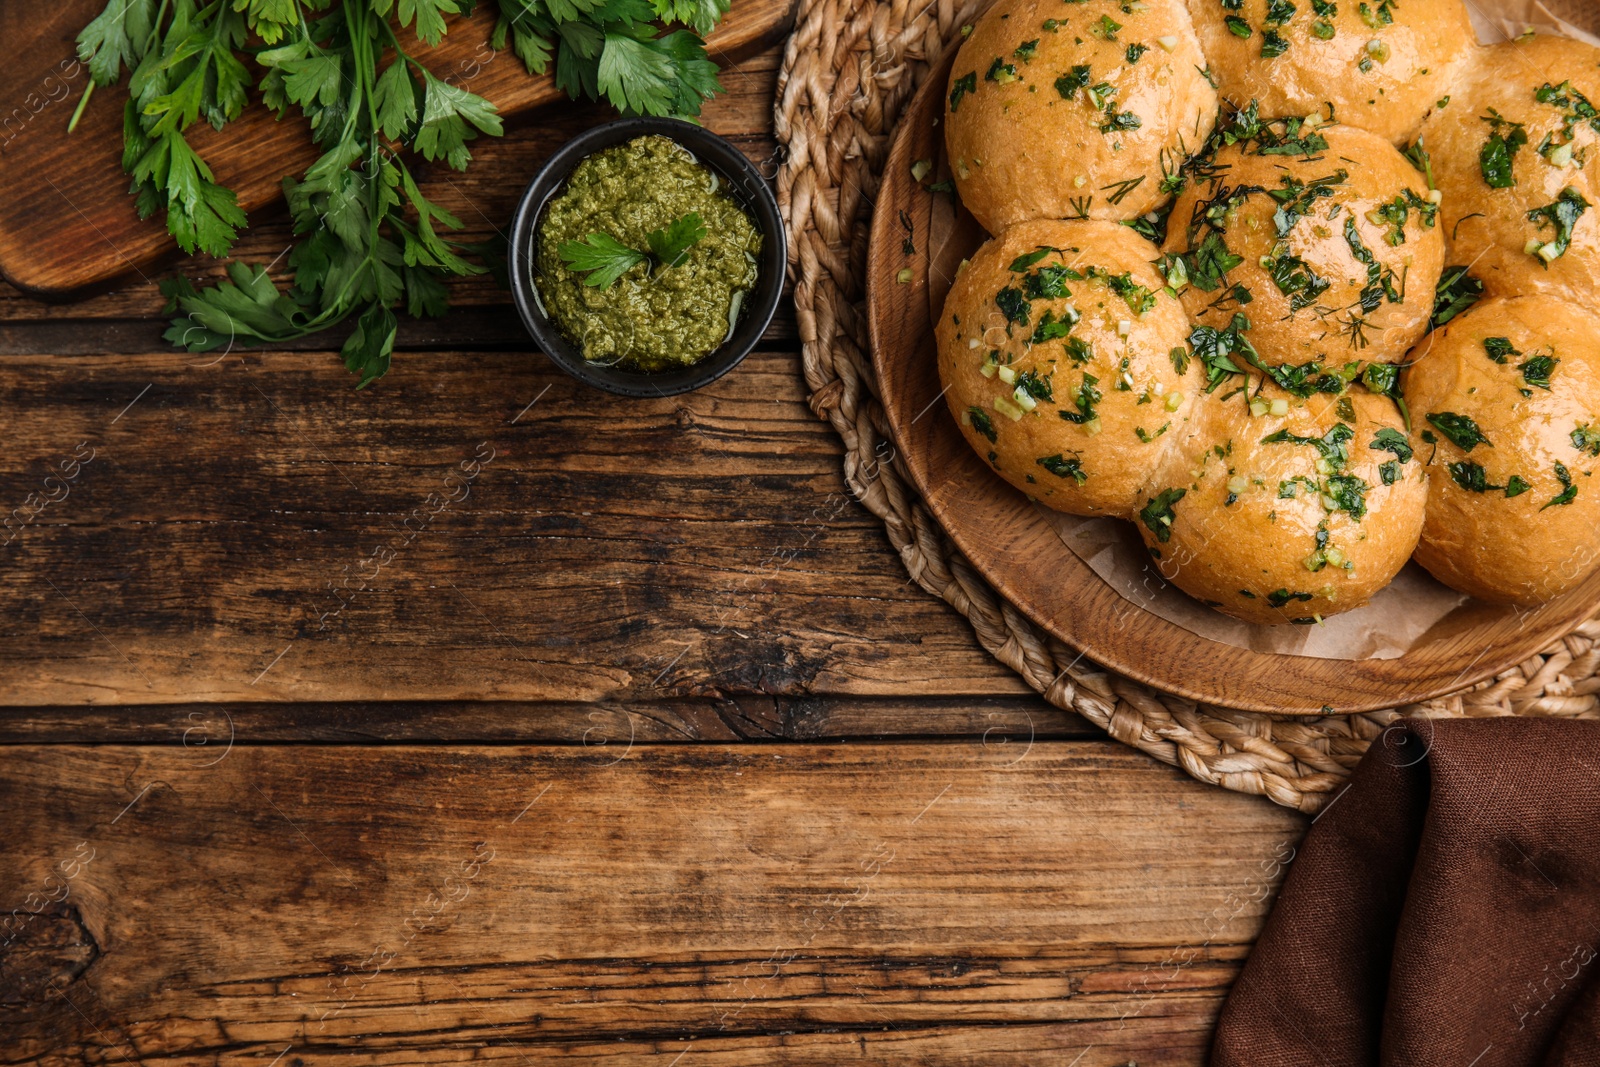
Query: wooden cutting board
xmin=0 ymin=0 xmax=795 ymax=297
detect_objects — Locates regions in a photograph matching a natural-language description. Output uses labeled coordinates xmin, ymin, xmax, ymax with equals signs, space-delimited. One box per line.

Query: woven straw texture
xmin=773 ymin=0 xmax=1600 ymax=812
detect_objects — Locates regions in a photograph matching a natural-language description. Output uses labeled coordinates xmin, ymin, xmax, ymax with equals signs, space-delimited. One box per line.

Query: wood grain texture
xmin=0 ymin=742 xmax=1305 ymax=1064
xmin=0 ymin=0 xmax=795 ymax=295
xmin=866 ymin=48 xmax=1600 ymax=715
xmin=0 ymin=695 xmax=1098 ymax=742
xmin=0 ymin=348 xmax=1028 ymax=706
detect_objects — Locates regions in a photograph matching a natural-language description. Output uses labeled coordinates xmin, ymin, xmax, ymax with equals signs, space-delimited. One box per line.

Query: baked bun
xmin=1161 ymin=123 xmax=1444 ymax=367
xmin=1183 ymin=0 xmax=1475 ymax=146
xmin=1401 ymin=296 xmax=1600 ymax=605
xmin=944 ymin=0 xmax=1218 ymax=232
xmin=937 ymin=219 xmax=1203 ymax=518
xmin=1414 ymin=35 xmax=1600 ymax=307
xmin=1134 ymin=383 xmax=1426 ymax=623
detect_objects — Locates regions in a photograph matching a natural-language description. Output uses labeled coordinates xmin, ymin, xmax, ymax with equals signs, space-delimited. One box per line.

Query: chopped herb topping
xmin=1432 ymin=267 xmax=1484 ymax=329
xmin=1055 ymin=65 xmax=1093 ymax=100
xmin=1344 ymin=218 xmax=1400 ymax=310
xmin=986 ymin=57 xmax=1019 ymax=83
xmin=1448 ymin=461 xmax=1502 ymax=493
xmin=1372 ymin=189 xmax=1439 ymax=246
xmin=1099 ymin=270 xmax=1158 ymax=314
xmin=1060 ymin=373 xmax=1103 ymax=423
xmin=1483 ymin=336 xmax=1520 ymax=363
xmin=1066 ymin=336 xmax=1094 ymax=364
xmin=950 ymin=72 xmax=978 ymax=112
xmin=1479 ymin=110 xmax=1528 ymax=189
xmin=1260 ymin=29 xmax=1290 ymax=58
xmin=1139 ymin=488 xmax=1186 ymax=542
xmin=1505 ymin=475 xmax=1532 ymax=497
xmin=996 ymin=286 xmax=1031 ymax=327
xmin=1026 ymin=264 xmax=1080 ymax=300
xmin=969 ymin=407 xmax=997 ymax=442
xmin=1543 ymin=462 xmax=1578 ymax=509
xmin=1518 ymin=353 xmax=1558 ymax=391
xmin=1371 ymin=427 xmax=1413 ymax=464
xmin=1526 ymin=187 xmax=1590 ymax=263
xmin=1038 ymin=453 xmax=1087 ymax=482
xmin=1262 ymin=422 xmax=1355 ymax=471
xmin=1032 ymin=312 xmax=1073 ymax=345
xmin=1426 ymin=411 xmax=1492 ymax=452
xmin=1015 ymin=39 xmax=1040 ymax=62
xmin=1358 ymin=0 xmax=1392 ymax=28
xmin=1271 ymin=171 xmax=1348 ymax=236
xmin=1572 ymin=423 xmax=1600 ymax=457
xmin=1264 ymin=248 xmax=1332 ymax=312
xmin=1125 ymin=42 xmax=1148 ymax=63
xmin=1268 ymin=588 xmax=1315 ymax=608
xmin=1225 ymin=15 xmax=1252 ymax=38
xmin=1324 ymin=472 xmax=1370 ymax=518
xmin=1092 ymin=14 xmax=1123 ymax=40
xmin=1533 ymin=80 xmax=1600 ymax=141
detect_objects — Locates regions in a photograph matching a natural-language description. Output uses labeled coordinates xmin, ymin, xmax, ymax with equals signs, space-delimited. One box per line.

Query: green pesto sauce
xmin=536 ymin=135 xmax=762 ymax=373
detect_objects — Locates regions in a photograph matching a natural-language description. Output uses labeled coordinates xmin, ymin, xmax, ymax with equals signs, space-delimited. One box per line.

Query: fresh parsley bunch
xmin=76 ymin=0 xmax=729 ymax=387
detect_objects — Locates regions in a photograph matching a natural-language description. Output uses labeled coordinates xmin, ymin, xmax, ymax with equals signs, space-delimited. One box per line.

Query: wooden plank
xmin=0 ymin=349 xmax=1025 ymax=706
xmin=0 ymin=741 xmax=1305 ymax=1063
xmin=0 ymin=1 xmax=795 ymax=295
xmin=0 ymin=695 xmax=1099 ymax=743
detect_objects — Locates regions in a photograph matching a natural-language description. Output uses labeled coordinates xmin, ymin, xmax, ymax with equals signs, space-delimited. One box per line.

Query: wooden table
xmin=0 ymin=26 xmax=1307 ymax=1065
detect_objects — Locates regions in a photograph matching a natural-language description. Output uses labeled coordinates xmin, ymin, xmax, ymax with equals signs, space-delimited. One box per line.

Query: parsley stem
xmin=66 ymin=80 xmax=94 ymax=135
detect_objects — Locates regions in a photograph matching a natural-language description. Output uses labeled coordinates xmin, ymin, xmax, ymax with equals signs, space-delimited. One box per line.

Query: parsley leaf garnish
xmin=646 ymin=212 xmax=709 ymax=269
xmin=559 ymin=232 xmax=648 ymax=289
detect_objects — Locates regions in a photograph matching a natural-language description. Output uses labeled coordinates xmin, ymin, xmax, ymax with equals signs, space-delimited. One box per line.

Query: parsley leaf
xmin=1426 ymin=412 xmax=1493 ymax=452
xmin=646 ymin=212 xmax=708 ymax=268
xmin=559 ymin=232 xmax=648 ymax=289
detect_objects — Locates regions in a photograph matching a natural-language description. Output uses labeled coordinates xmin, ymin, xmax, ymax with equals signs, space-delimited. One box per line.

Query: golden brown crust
xmin=1402 ymin=296 xmax=1600 ymax=605
xmin=936 ymin=220 xmax=1204 ymax=519
xmin=944 ymin=0 xmax=1218 ymax=232
xmin=1415 ymin=35 xmax=1600 ymax=308
xmin=1184 ymin=0 xmax=1475 ymax=145
xmin=1161 ymin=124 xmax=1444 ymax=367
xmin=1134 ymin=382 xmax=1427 ymax=624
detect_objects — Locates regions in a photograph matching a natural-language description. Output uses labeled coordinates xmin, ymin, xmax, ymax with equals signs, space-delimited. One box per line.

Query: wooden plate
xmin=865 ymin=49 xmax=1600 ymax=714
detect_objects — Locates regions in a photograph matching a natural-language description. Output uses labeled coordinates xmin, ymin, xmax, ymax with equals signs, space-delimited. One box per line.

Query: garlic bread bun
xmin=1161 ymin=123 xmax=1444 ymax=368
xmin=937 ymin=219 xmax=1203 ymax=518
xmin=1183 ymin=0 xmax=1475 ymax=146
xmin=1158 ymin=122 xmax=1446 ymax=367
xmin=1413 ymin=35 xmax=1600 ymax=307
xmin=1134 ymin=383 xmax=1426 ymax=623
xmin=944 ymin=0 xmax=1218 ymax=232
xmin=1401 ymin=296 xmax=1600 ymax=605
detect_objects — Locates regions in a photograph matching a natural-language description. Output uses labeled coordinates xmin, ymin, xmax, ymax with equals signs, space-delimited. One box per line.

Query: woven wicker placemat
xmin=773 ymin=0 xmax=1600 ymax=812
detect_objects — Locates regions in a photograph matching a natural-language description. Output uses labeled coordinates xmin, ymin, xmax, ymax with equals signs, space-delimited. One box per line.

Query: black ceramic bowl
xmin=508 ymin=117 xmax=787 ymax=398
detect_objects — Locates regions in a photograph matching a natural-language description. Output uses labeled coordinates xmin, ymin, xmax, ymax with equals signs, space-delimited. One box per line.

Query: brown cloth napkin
xmin=1211 ymin=717 xmax=1600 ymax=1067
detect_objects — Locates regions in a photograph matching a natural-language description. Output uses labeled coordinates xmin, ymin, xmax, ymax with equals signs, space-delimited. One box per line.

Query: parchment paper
xmin=1026 ymin=0 xmax=1598 ymax=659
